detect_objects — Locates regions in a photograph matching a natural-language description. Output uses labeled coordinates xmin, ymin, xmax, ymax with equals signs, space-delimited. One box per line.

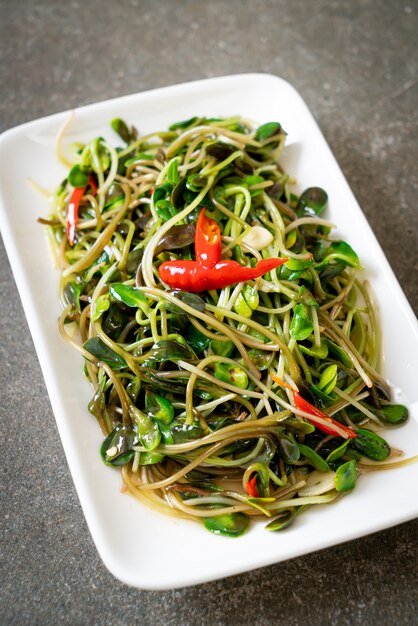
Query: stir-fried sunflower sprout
xmin=40 ymin=115 xmax=414 ymax=537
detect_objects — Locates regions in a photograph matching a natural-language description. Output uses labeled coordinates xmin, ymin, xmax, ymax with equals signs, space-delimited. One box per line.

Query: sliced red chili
xmin=246 ymin=476 xmax=259 ymax=497
xmin=158 ymin=258 xmax=286 ymax=292
xmin=194 ymin=209 xmax=221 ymax=268
xmin=270 ymin=373 xmax=357 ymax=439
xmin=66 ymin=174 xmax=97 ymax=246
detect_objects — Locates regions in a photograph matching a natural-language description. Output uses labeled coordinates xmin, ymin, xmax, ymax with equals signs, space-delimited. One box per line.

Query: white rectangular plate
xmin=0 ymin=74 xmax=417 ymax=589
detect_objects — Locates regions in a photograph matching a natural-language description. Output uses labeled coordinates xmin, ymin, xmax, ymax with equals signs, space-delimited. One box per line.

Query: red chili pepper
xmin=67 ymin=174 xmax=97 ymax=246
xmin=158 ymin=258 xmax=287 ymax=292
xmin=246 ymin=476 xmax=259 ymax=497
xmin=271 ymin=374 xmax=357 ymax=439
xmin=194 ymin=209 xmax=221 ymax=268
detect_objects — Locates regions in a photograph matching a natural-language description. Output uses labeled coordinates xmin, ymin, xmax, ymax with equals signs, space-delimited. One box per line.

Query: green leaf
xmin=299 ymin=341 xmax=328 ymax=359
xmin=297 ymin=286 xmax=318 ymax=307
xmin=324 ymin=339 xmax=353 ymax=368
xmin=84 ymin=337 xmax=127 ymax=370
xmin=63 ymin=280 xmax=82 ymax=313
xmin=91 ymin=294 xmax=110 ymax=322
xmin=167 ymin=159 xmax=180 ymax=186
xmin=186 ymin=174 xmax=207 ymax=192
xmin=278 ymin=435 xmax=300 ymax=463
xmin=234 ymin=285 xmax=259 ymax=318
xmin=155 ymin=224 xmax=196 ymax=256
xmin=378 ymin=404 xmax=409 ymax=425
xmin=169 ymin=116 xmax=199 ymax=131
xmin=290 ymin=303 xmax=314 ymax=340
xmin=111 ymin=118 xmax=132 ymax=144
xmin=285 ymin=258 xmax=313 ymax=271
xmin=68 ymin=164 xmax=90 ymax=188
xmin=297 ymin=444 xmax=329 ymax=472
xmin=334 ymin=459 xmax=357 ymax=491
xmin=138 ymin=451 xmax=165 ymax=465
xmin=325 ymin=241 xmax=360 ymax=269
xmin=326 ymin=440 xmax=349 ymax=463
xmin=155 ymin=199 xmax=174 ymax=222
xmin=153 ymin=182 xmax=172 ymax=203
xmin=245 ymin=175 xmax=265 ymax=197
xmin=130 ymin=406 xmax=161 ymax=451
xmin=246 ymin=348 xmax=273 ymax=371
xmin=255 ymin=122 xmax=281 ymax=142
xmin=214 ymin=363 xmax=248 ymax=389
xmin=210 ymin=338 xmax=235 ymax=357
xmin=90 ymin=137 xmax=111 ymax=173
xmin=126 ymin=377 xmax=141 ymax=403
xmin=318 ymin=364 xmax=338 ymax=395
xmin=203 ymin=512 xmax=249 ymax=537
xmin=145 ymin=390 xmax=174 ymax=425
xmin=352 ymin=428 xmax=390 ymax=461
xmin=109 ymin=284 xmax=149 ymax=314
xmin=265 ymin=508 xmax=297 ymax=531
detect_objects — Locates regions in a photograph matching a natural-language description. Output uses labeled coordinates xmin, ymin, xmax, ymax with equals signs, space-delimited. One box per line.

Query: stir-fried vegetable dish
xmin=40 ymin=114 xmax=412 ymax=537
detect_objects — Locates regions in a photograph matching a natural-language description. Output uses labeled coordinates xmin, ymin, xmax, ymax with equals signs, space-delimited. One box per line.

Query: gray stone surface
xmin=0 ymin=0 xmax=417 ymax=624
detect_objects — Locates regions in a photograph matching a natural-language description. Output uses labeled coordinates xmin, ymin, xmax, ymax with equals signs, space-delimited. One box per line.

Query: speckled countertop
xmin=1 ymin=1 xmax=417 ymax=624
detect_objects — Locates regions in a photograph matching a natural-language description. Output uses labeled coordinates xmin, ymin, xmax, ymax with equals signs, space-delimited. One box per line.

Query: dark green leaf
xmin=206 ymin=142 xmax=237 ymax=160
xmin=63 ymin=280 xmax=82 ymax=313
xmin=352 ymin=428 xmax=390 ymax=461
xmin=102 ymin=303 xmax=130 ymax=340
xmin=125 ymin=248 xmax=143 ymax=275
xmin=150 ymin=339 xmax=196 ymax=362
xmin=171 ymin=177 xmax=188 ymax=209
xmin=100 ymin=425 xmax=137 ymax=466
xmin=154 ymin=224 xmax=196 ymax=256
xmin=296 ymin=187 xmax=328 ymax=217
xmin=278 ymin=435 xmax=300 ymax=463
xmin=84 ymin=337 xmax=127 ymax=370
xmin=165 ymin=290 xmax=206 ymax=314
xmin=185 ymin=325 xmax=210 ymax=354
xmin=265 ymin=508 xmax=297 ymax=531
xmin=153 ymin=182 xmax=172 ymax=203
